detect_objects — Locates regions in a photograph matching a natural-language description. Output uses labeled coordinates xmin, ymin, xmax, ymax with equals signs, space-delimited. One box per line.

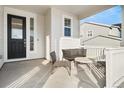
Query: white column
xmin=121 ymin=5 xmax=124 ymax=46
xmin=0 ymin=5 xmax=4 ymax=68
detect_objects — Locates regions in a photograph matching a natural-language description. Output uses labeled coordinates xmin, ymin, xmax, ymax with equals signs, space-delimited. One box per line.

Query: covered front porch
xmin=0 ymin=5 xmax=124 ymax=88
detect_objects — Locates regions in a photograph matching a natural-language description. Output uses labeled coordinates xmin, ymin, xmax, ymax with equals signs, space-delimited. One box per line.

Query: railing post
xmin=105 ymin=49 xmax=113 ymax=87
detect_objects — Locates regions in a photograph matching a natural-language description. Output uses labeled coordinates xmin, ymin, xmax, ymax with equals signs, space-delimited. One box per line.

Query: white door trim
xmin=4 ymin=7 xmax=37 ymax=62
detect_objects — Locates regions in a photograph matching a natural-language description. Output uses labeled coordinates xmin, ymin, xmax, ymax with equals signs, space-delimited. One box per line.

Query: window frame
xmin=30 ymin=17 xmax=35 ymax=51
xmin=63 ymin=15 xmax=73 ymax=37
xmin=88 ymin=30 xmax=92 ymax=37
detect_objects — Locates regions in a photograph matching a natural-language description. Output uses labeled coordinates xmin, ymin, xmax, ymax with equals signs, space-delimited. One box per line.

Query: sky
xmin=80 ymin=5 xmax=122 ymax=25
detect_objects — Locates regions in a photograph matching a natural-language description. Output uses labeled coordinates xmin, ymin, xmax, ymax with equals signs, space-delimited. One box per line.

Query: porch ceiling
xmin=5 ymin=5 xmax=114 ymax=19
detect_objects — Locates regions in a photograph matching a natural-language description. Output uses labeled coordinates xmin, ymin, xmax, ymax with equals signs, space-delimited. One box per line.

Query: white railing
xmin=82 ymin=46 xmax=124 ymax=87
xmin=105 ymin=47 xmax=124 ymax=87
xmin=82 ymin=45 xmax=106 ymax=62
xmin=80 ymin=45 xmax=106 ymax=87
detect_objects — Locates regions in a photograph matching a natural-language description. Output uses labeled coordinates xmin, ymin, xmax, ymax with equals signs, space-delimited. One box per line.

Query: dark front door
xmin=7 ymin=14 xmax=26 ymax=59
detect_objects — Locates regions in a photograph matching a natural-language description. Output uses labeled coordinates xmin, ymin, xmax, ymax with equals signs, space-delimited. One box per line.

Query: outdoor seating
xmin=62 ymin=48 xmax=87 ymax=61
xmin=62 ymin=48 xmax=106 ymax=87
xmin=50 ymin=51 xmax=71 ymax=75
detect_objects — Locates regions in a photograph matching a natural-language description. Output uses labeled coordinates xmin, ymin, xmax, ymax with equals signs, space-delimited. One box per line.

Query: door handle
xmin=24 ymin=43 xmax=26 ymax=47
xmin=24 ymin=39 xmax=26 ymax=47
xmin=24 ymin=39 xmax=26 ymax=42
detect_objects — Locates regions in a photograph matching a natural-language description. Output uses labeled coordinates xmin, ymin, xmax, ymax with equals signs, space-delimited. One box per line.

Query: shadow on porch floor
xmin=0 ymin=59 xmax=102 ymax=88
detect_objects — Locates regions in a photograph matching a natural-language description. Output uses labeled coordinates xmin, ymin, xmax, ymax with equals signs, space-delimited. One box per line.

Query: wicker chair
xmin=62 ymin=48 xmax=87 ymax=63
xmin=50 ymin=51 xmax=71 ymax=75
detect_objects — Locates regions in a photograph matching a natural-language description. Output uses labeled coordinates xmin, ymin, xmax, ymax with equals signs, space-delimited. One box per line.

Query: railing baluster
xmin=84 ymin=46 xmax=106 ymax=62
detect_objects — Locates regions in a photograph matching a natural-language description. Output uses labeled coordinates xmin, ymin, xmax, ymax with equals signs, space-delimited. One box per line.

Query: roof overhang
xmin=5 ymin=5 xmax=114 ymax=19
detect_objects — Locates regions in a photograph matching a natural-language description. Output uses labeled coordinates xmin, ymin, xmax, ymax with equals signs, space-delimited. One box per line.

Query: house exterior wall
xmin=36 ymin=15 xmax=45 ymax=58
xmin=1 ymin=6 xmax=79 ymax=62
xmin=80 ymin=23 xmax=110 ymax=41
xmin=44 ymin=8 xmax=79 ymax=60
xmin=2 ymin=7 xmax=45 ymax=62
xmin=80 ymin=23 xmax=120 ymax=41
xmin=0 ymin=6 xmax=4 ymax=68
xmin=59 ymin=37 xmax=80 ymax=60
xmin=45 ymin=9 xmax=52 ymax=60
xmin=83 ymin=36 xmax=121 ymax=47
xmin=51 ymin=8 xmax=79 ymax=59
xmin=109 ymin=27 xmax=120 ymax=37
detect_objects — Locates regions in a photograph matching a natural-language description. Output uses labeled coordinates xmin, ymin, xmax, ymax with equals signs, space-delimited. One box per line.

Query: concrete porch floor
xmin=0 ymin=59 xmax=51 ymax=88
xmin=0 ymin=59 xmax=102 ymax=88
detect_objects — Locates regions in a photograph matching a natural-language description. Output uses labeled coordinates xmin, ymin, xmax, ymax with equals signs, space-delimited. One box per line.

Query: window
xmin=88 ymin=31 xmax=92 ymax=37
xmin=63 ymin=17 xmax=72 ymax=37
xmin=11 ymin=18 xmax=23 ymax=39
xmin=30 ymin=18 xmax=34 ymax=51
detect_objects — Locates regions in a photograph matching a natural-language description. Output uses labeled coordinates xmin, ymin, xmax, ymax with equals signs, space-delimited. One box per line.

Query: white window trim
xmin=88 ymin=30 xmax=92 ymax=37
xmin=30 ymin=17 xmax=35 ymax=51
xmin=62 ymin=15 xmax=73 ymax=37
xmin=29 ymin=16 xmax=37 ymax=53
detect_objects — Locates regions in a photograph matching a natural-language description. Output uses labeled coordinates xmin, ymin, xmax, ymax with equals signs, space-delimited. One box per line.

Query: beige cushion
xmin=75 ymin=57 xmax=93 ymax=63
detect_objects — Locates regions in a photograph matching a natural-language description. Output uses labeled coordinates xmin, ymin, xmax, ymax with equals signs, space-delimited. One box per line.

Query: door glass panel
xmin=30 ymin=18 xmax=34 ymax=51
xmin=11 ymin=18 xmax=23 ymax=39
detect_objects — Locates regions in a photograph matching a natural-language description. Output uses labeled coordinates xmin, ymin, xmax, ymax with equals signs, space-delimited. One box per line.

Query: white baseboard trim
xmin=3 ymin=57 xmax=45 ymax=64
xmin=4 ymin=56 xmax=45 ymax=63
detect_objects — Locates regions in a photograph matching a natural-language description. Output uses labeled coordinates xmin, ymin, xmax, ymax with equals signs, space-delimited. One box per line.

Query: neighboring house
xmin=82 ymin=35 xmax=121 ymax=47
xmin=80 ymin=22 xmax=121 ymax=41
xmin=80 ymin=22 xmax=121 ymax=47
xmin=112 ymin=23 xmax=121 ymax=29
